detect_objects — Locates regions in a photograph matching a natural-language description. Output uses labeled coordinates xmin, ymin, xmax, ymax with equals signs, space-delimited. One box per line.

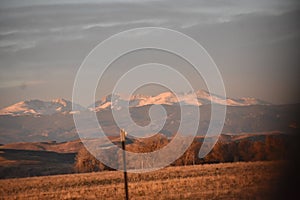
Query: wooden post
xmin=120 ymin=129 xmax=129 ymax=200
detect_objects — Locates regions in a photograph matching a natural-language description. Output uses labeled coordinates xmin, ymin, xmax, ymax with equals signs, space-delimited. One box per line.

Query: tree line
xmin=74 ymin=134 xmax=290 ymax=173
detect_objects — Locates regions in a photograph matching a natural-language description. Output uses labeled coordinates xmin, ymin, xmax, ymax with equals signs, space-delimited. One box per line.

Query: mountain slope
xmin=0 ymin=104 xmax=298 ymax=144
xmin=91 ymin=90 xmax=270 ymax=111
xmin=0 ymin=140 xmax=83 ymax=153
xmin=0 ymin=90 xmax=269 ymax=115
xmin=0 ymin=98 xmax=85 ymax=116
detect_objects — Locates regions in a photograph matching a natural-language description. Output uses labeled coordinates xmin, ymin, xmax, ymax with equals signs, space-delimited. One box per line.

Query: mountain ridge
xmin=0 ymin=98 xmax=85 ymax=116
xmin=91 ymin=90 xmax=270 ymax=112
xmin=0 ymin=90 xmax=270 ymax=116
xmin=0 ymin=103 xmax=298 ymax=144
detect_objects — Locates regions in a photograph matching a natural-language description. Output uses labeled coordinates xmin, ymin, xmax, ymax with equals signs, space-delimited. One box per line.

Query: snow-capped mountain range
xmin=0 ymin=90 xmax=269 ymax=116
xmin=91 ymin=90 xmax=269 ymax=112
xmin=0 ymin=98 xmax=84 ymax=116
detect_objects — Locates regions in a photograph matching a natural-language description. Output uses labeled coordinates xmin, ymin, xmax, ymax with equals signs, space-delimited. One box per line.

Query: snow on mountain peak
xmin=91 ymin=89 xmax=269 ymax=111
xmin=130 ymin=94 xmax=151 ymax=100
xmin=235 ymin=97 xmax=270 ymax=106
xmin=0 ymin=90 xmax=269 ymax=115
xmin=0 ymin=98 xmax=84 ymax=116
xmin=51 ymin=98 xmax=68 ymax=107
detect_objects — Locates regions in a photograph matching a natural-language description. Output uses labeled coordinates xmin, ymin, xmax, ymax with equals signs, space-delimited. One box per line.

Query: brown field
xmin=0 ymin=161 xmax=285 ymax=200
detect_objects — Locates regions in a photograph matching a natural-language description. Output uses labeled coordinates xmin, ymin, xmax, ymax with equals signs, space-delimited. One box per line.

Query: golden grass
xmin=0 ymin=161 xmax=284 ymax=200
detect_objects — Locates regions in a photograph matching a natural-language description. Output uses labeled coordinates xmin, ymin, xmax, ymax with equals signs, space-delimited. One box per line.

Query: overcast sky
xmin=0 ymin=0 xmax=299 ymax=108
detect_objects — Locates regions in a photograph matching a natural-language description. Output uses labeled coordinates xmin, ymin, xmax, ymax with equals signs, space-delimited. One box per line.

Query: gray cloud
xmin=0 ymin=0 xmax=299 ymax=107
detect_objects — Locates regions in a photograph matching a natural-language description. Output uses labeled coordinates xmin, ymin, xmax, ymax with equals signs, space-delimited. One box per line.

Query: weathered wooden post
xmin=120 ymin=128 xmax=129 ymax=200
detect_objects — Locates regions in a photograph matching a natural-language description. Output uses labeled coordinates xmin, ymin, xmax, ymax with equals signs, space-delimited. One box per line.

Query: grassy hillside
xmin=0 ymin=132 xmax=291 ymax=179
xmin=0 ymin=161 xmax=285 ymax=199
xmin=0 ymin=149 xmax=75 ymax=178
xmin=0 ymin=140 xmax=83 ymax=153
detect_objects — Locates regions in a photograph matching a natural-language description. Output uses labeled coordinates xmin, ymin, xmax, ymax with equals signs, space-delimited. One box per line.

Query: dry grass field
xmin=0 ymin=161 xmax=285 ymax=200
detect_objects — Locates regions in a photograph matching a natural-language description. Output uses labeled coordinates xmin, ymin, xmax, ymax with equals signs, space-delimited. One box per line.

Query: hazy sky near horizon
xmin=0 ymin=0 xmax=299 ymax=108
